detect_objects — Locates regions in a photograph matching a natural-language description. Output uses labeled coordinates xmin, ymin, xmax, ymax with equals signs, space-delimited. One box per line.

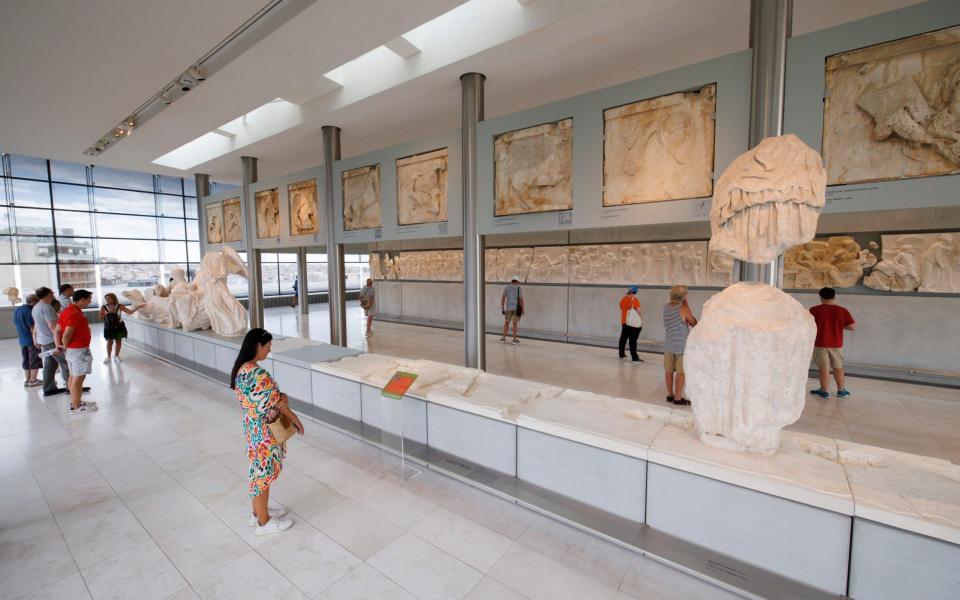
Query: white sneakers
xmin=69 ymin=403 xmax=98 ymax=415
xmin=102 ymin=357 xmax=111 ymax=364
xmin=254 ymin=517 xmax=293 ymax=536
xmin=248 ymin=507 xmax=288 ymax=527
xmin=114 ymin=356 xmax=123 ymax=363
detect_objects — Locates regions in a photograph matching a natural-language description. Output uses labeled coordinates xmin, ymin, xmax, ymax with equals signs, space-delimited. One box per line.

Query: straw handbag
xmin=268 ymin=414 xmax=297 ymax=446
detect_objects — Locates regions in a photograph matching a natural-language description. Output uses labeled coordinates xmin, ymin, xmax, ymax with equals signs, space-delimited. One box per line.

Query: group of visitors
xmin=14 ymin=283 xmax=137 ymax=416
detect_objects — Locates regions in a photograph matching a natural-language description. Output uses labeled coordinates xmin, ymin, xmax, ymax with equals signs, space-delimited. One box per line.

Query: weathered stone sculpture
xmin=342 ymin=165 xmax=382 ymax=231
xmin=223 ymin=198 xmax=243 ymax=242
xmin=168 ymin=268 xmax=210 ymax=332
xmin=4 ymin=286 xmax=21 ymax=305
xmin=710 ymin=134 xmax=826 ymax=264
xmin=688 ymin=134 xmax=826 ymax=453
xmin=206 ymin=204 xmax=223 ymax=244
xmin=397 ymin=149 xmax=448 ymax=225
xmin=864 ymin=232 xmax=960 ymax=293
xmin=255 ymin=188 xmax=280 ymax=238
xmin=289 ymin=179 xmax=319 ymax=236
xmin=121 ymin=289 xmax=174 ymax=327
xmin=198 ymin=247 xmax=248 ymax=337
xmin=494 ymin=119 xmax=573 ymax=216
xmin=784 ymin=236 xmax=868 ymax=289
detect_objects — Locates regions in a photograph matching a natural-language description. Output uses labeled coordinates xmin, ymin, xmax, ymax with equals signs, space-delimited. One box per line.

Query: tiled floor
xmin=1 ymin=335 xmax=742 ymax=599
xmin=267 ymin=302 xmax=960 ymax=464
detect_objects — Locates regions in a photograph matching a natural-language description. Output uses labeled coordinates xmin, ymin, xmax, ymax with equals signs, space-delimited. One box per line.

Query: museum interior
xmin=1 ymin=1 xmax=959 ymax=599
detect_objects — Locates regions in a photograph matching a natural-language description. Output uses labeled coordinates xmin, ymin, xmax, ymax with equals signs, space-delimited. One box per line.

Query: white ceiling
xmin=0 ymin=0 xmax=925 ymax=183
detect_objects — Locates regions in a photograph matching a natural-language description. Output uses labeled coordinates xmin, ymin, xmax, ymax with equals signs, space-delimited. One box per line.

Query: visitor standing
xmin=57 ymin=284 xmax=74 ymax=308
xmin=809 ymin=287 xmax=856 ymax=398
xmin=500 ymin=276 xmax=524 ymax=344
xmin=15 ymin=294 xmax=42 ymax=387
xmin=56 ymin=289 xmax=97 ymax=415
xmin=360 ymin=278 xmax=376 ymax=337
xmin=291 ymin=277 xmax=299 ymax=308
xmin=618 ymin=286 xmax=643 ymax=363
xmin=99 ymin=293 xmax=135 ymax=364
xmin=231 ymin=328 xmax=303 ymax=536
xmin=33 ymin=287 xmax=69 ymax=397
xmin=663 ymin=285 xmax=697 ymax=405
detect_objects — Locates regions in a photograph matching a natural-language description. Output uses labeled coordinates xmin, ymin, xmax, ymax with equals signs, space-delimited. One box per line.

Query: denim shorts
xmin=65 ymin=347 xmax=93 ymax=376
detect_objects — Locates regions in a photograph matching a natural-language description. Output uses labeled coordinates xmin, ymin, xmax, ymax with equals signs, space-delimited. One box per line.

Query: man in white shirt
xmin=32 ymin=287 xmax=69 ymax=396
xmin=57 ymin=283 xmax=74 ymax=308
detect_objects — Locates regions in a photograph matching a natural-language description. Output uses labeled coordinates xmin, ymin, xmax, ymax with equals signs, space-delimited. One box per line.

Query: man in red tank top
xmin=809 ymin=287 xmax=856 ymax=399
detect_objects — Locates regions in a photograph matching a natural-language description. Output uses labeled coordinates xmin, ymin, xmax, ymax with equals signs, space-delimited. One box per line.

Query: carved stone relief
xmin=383 ymin=253 xmax=400 ymax=280
xmin=255 ymin=189 xmax=280 ymax=239
xmin=497 ymin=247 xmax=534 ymax=282
xmin=484 ymin=249 xmax=502 ymax=283
xmin=864 ymin=232 xmax=960 ymax=292
xmin=342 ymin=165 xmax=382 ymax=231
xmin=222 ymin=198 xmax=242 ymax=242
xmin=397 ymin=148 xmax=448 ymax=225
xmin=618 ymin=242 xmax=706 ymax=286
xmin=529 ymin=246 xmax=569 ymax=284
xmin=288 ymin=179 xmax=319 ymax=236
xmin=706 ymin=249 xmax=735 ymax=286
xmin=783 ymin=236 xmax=869 ymax=289
xmin=494 ymin=119 xmax=573 ymax=216
xmin=823 ymin=26 xmax=960 ymax=185
xmin=569 ymin=245 xmax=619 ymax=284
xmin=369 ymin=253 xmax=384 ymax=280
xmin=710 ymin=134 xmax=826 ymax=264
xmin=603 ymin=84 xmax=716 ymax=206
xmin=205 ymin=203 xmax=223 ymax=244
xmin=390 ymin=250 xmax=463 ymax=281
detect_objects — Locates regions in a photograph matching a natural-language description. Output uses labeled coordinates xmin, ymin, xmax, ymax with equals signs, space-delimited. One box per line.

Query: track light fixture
xmin=188 ymin=65 xmax=206 ymax=81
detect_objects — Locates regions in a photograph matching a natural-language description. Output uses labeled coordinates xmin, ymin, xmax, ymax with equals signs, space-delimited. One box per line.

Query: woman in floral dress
xmin=231 ymin=328 xmax=304 ymax=536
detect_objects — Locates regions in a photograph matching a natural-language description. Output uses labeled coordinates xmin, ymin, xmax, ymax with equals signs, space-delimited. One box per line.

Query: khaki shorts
xmin=504 ymin=310 xmax=519 ymax=324
xmin=65 ymin=347 xmax=93 ymax=376
xmin=813 ymin=347 xmax=843 ymax=370
xmin=663 ymin=352 xmax=684 ymax=374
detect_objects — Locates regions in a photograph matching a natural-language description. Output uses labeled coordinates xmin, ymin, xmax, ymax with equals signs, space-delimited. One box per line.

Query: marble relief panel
xmin=484 ymin=249 xmax=502 ymax=283
xmin=865 ymin=232 xmax=960 ymax=293
xmin=222 ymin=198 xmax=242 ymax=242
xmin=706 ymin=249 xmax=735 ymax=287
xmin=823 ymin=26 xmax=960 ymax=185
xmin=255 ymin=188 xmax=280 ymax=239
xmin=397 ymin=148 xmax=448 ymax=225
xmin=603 ymin=84 xmax=716 ymax=206
xmin=783 ymin=236 xmax=869 ymax=289
xmin=205 ymin=203 xmax=223 ymax=244
xmin=569 ymin=245 xmax=619 ymax=284
xmin=529 ymin=246 xmax=569 ymax=284
xmin=342 ymin=165 xmax=382 ymax=231
xmin=498 ymin=247 xmax=534 ymax=282
xmin=288 ymin=179 xmax=319 ymax=236
xmin=369 ymin=253 xmax=384 ymax=280
xmin=494 ymin=119 xmax=573 ymax=216
xmin=395 ymin=250 xmax=464 ymax=281
xmin=619 ymin=242 xmax=706 ymax=286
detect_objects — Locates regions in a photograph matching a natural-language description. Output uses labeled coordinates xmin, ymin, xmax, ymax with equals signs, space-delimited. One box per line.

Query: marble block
xmin=649 ymin=424 xmax=854 ymax=514
xmin=313 ymin=353 xmax=411 ymax=385
xmin=255 ymin=188 xmax=280 ymax=239
xmin=494 ymin=119 xmax=573 ymax=216
xmin=289 ymin=179 xmax=319 ymax=236
xmin=864 ymin=232 xmax=960 ymax=293
xmin=784 ymin=236 xmax=869 ymax=289
xmin=205 ymin=203 xmax=223 ymax=244
xmin=427 ymin=372 xmax=562 ymax=422
xmin=685 ymin=282 xmax=816 ymax=453
xmin=838 ymin=440 xmax=960 ymax=544
xmin=342 ymin=164 xmax=382 ymax=231
xmin=710 ymin=134 xmax=826 ymax=264
xmin=222 ymin=198 xmax=242 ymax=242
xmin=397 ymin=148 xmax=448 ymax=225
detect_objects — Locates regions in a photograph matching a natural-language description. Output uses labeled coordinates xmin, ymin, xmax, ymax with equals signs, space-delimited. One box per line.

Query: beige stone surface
xmin=222 ymin=198 xmax=242 ymax=242
xmin=603 ymin=84 xmax=715 ymax=206
xmin=398 ymin=250 xmax=463 ymax=281
xmin=619 ymin=242 xmax=706 ymax=286
xmin=255 ymin=188 xmax=280 ymax=239
xmin=494 ymin=119 xmax=573 ymax=216
xmin=824 ymin=26 xmax=960 ymax=185
xmin=484 ymin=249 xmax=502 ymax=283
xmin=288 ymin=179 xmax=319 ymax=236
xmin=343 ymin=165 xmax=382 ymax=231
xmin=529 ymin=246 xmax=569 ymax=284
xmin=706 ymin=249 xmax=735 ymax=286
xmin=569 ymin=245 xmax=619 ymax=284
xmin=397 ymin=148 xmax=448 ymax=225
xmin=369 ymin=253 xmax=384 ymax=280
xmin=710 ymin=134 xmax=826 ymax=264
xmin=784 ymin=236 xmax=867 ymax=289
xmin=496 ymin=247 xmax=534 ymax=283
xmin=205 ymin=203 xmax=223 ymax=244
xmin=865 ymin=232 xmax=960 ymax=292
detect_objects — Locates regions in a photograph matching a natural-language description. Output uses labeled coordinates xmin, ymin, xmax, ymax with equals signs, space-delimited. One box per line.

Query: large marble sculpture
xmin=121 ymin=287 xmax=174 ymax=327
xmin=3 ymin=287 xmax=21 ymax=305
xmin=223 ymin=198 xmax=243 ymax=242
xmin=784 ymin=236 xmax=869 ymax=289
xmin=706 ymin=249 xmax=735 ymax=286
xmin=823 ymin=26 xmax=960 ymax=185
xmin=397 ymin=148 xmax=448 ymax=225
xmin=342 ymin=165 xmax=382 ymax=231
xmin=494 ymin=119 xmax=573 ymax=216
xmin=687 ymin=134 xmax=826 ymax=453
xmin=168 ymin=268 xmax=210 ymax=332
xmin=710 ymin=134 xmax=826 ymax=264
xmin=197 ymin=247 xmax=248 ymax=337
xmin=206 ymin=204 xmax=223 ymax=244
xmin=255 ymin=188 xmax=280 ymax=239
xmin=864 ymin=232 xmax=960 ymax=292
xmin=288 ymin=179 xmax=319 ymax=236
xmin=529 ymin=246 xmax=569 ymax=284
xmin=603 ymin=84 xmax=716 ymax=205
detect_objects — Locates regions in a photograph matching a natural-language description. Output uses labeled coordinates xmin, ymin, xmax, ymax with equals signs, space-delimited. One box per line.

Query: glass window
xmin=227 ymin=274 xmax=248 ymax=298
xmin=260 ymin=261 xmax=280 ymax=296
xmin=58 ymin=264 xmax=97 ymax=295
xmin=14 ymin=207 xmax=54 ymax=235
xmin=52 ymin=183 xmax=90 ymax=209
xmin=162 ymin=240 xmax=187 ymax=263
xmin=0 ymin=265 xmax=15 ymax=302
xmin=307 ymin=262 xmax=328 ymax=292
xmin=277 ymin=252 xmax=297 ymax=263
xmin=184 ymin=179 xmax=197 ymax=196
xmin=9 ymin=179 xmax=51 ymax=207
xmin=16 ymin=236 xmax=57 ymax=262
xmin=161 ymin=263 xmax=188 ymax=285
xmin=262 ymin=252 xmax=278 ymax=263
xmin=93 ymin=187 xmax=157 ymax=215
xmin=187 ymin=262 xmax=200 ymax=280
xmin=279 ymin=262 xmax=297 ymax=294
xmin=54 ymin=210 xmax=93 ymax=237
xmin=0 ymin=208 xmax=10 ymax=235
xmin=98 ymin=239 xmax=159 ymax=263
xmin=185 ymin=200 xmax=197 ymax=219
xmin=50 ymin=161 xmax=87 ymax=184
xmin=345 ymin=262 xmax=363 ymax=290
xmin=187 ymin=241 xmax=200 ymax=263
xmin=96 ymin=213 xmax=157 ymax=238
xmin=56 ymin=237 xmax=95 ymax=263
xmin=92 ymin=166 xmax=153 ymax=191
xmin=158 ymin=176 xmax=183 ymax=195
xmin=161 ymin=217 xmax=186 ymax=240
xmin=9 ymin=155 xmax=48 ymax=179
xmin=0 ymin=236 xmax=13 ymax=262
xmin=210 ymin=181 xmax=239 ymax=194
xmin=185 ymin=219 xmax=199 ymax=241
xmin=20 ymin=264 xmax=60 ymax=294
xmin=307 ymin=253 xmax=327 ymax=262
xmin=160 ymin=195 xmax=184 ymax=217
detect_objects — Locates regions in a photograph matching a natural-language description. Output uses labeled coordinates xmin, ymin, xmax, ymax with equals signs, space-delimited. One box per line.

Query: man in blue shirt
xmin=14 ymin=294 xmax=42 ymax=387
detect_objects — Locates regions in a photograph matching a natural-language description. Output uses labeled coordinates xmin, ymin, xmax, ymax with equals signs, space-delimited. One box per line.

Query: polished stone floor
xmin=0 ymin=334 xmax=742 ymax=599
xmin=267 ymin=302 xmax=960 ymax=464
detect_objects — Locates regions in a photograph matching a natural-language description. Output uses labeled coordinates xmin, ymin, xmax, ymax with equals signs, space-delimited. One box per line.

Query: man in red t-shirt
xmin=56 ymin=289 xmax=97 ymax=415
xmin=809 ymin=287 xmax=856 ymax=399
